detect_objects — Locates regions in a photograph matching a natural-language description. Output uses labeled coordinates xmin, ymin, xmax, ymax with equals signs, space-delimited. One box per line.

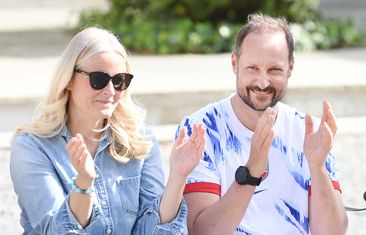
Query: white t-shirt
xmin=178 ymin=95 xmax=340 ymax=235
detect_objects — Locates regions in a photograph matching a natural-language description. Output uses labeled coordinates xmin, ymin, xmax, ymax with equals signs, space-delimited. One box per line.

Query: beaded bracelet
xmin=71 ymin=177 xmax=95 ymax=195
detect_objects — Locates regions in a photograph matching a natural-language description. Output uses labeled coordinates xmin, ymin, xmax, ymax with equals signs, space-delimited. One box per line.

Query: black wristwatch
xmin=235 ymin=166 xmax=262 ymax=186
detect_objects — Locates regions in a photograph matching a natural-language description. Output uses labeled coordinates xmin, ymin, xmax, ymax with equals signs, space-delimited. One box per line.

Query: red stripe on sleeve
xmin=308 ymin=180 xmax=342 ymax=197
xmin=184 ymin=182 xmax=221 ymax=196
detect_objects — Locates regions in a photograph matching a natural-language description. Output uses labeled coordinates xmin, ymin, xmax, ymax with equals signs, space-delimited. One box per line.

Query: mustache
xmin=249 ymin=86 xmax=275 ymax=93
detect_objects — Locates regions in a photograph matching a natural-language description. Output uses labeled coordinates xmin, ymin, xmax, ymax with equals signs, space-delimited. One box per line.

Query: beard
xmin=238 ymin=85 xmax=286 ymax=111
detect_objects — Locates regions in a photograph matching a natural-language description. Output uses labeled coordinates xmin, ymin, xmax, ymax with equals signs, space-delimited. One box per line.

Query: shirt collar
xmin=59 ymin=123 xmax=112 ymax=145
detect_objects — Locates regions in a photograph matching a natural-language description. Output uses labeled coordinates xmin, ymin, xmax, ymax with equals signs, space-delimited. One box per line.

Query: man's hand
xmin=304 ymin=100 xmax=337 ymax=169
xmin=247 ymin=107 xmax=276 ymax=177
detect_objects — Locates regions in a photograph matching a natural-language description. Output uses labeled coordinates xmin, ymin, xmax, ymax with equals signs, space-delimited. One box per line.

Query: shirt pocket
xmin=116 ymin=175 xmax=141 ymax=215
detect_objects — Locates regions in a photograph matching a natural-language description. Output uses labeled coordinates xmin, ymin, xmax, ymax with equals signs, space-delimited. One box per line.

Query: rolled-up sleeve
xmin=10 ymin=134 xmax=102 ymax=234
xmin=132 ymin=136 xmax=188 ymax=235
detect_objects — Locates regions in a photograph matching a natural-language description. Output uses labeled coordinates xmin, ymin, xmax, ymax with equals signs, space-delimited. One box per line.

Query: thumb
xmin=305 ymin=114 xmax=313 ymax=135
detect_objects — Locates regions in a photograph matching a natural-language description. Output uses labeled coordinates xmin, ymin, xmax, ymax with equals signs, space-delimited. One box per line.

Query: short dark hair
xmin=234 ymin=12 xmax=294 ymax=62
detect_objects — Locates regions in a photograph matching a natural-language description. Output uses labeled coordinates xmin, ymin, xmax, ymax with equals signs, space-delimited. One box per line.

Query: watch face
xmin=235 ymin=166 xmax=262 ymax=186
xmin=235 ymin=166 xmax=248 ymax=185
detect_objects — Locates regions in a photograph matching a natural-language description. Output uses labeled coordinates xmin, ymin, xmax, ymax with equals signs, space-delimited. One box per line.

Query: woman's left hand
xmin=169 ymin=123 xmax=206 ymax=182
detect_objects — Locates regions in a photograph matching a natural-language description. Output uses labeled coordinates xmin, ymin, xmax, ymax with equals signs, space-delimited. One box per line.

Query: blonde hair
xmin=16 ymin=27 xmax=152 ymax=163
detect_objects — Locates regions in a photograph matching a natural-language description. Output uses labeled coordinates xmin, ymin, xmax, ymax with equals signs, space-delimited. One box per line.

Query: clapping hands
xmin=304 ymin=100 xmax=337 ymax=169
xmin=169 ymin=123 xmax=206 ymax=181
xmin=66 ymin=134 xmax=96 ymax=188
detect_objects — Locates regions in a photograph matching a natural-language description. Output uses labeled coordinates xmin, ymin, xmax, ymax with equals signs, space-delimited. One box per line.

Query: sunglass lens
xmin=123 ymin=74 xmax=133 ymax=90
xmin=89 ymin=72 xmax=109 ymax=90
xmin=112 ymin=74 xmax=133 ymax=91
xmin=112 ymin=75 xmax=123 ymax=91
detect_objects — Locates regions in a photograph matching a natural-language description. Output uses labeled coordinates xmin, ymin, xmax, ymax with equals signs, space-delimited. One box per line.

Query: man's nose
xmin=255 ymin=72 xmax=270 ymax=89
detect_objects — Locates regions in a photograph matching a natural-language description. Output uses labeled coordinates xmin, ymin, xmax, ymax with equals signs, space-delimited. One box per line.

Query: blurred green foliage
xmin=78 ymin=0 xmax=365 ymax=54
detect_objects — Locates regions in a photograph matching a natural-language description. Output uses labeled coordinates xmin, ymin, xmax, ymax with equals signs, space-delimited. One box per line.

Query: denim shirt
xmin=10 ymin=125 xmax=188 ymax=235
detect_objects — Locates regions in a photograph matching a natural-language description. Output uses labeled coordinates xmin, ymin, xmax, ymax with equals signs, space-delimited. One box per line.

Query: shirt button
xmin=106 ymin=228 xmax=112 ymax=234
xmin=95 ymin=173 xmax=100 ymax=178
xmin=101 ymin=200 xmax=107 ymax=206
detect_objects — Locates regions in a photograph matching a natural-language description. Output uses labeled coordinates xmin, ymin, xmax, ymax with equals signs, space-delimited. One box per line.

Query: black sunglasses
xmin=74 ymin=69 xmax=133 ymax=91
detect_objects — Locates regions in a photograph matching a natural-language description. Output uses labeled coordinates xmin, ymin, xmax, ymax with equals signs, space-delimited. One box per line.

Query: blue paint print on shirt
xmin=183 ymin=118 xmax=193 ymax=136
xmin=295 ymin=112 xmax=305 ymax=119
xmin=236 ymin=225 xmax=252 ymax=235
xmin=289 ymin=170 xmax=309 ymax=191
xmin=272 ymin=136 xmax=309 ymax=191
xmin=225 ymin=124 xmax=242 ymax=154
xmin=296 ymin=152 xmax=304 ymax=167
xmin=275 ymin=204 xmax=306 ymax=235
xmin=203 ymin=111 xmax=219 ymax=133
xmin=283 ymin=200 xmax=309 ymax=232
xmin=175 ymin=124 xmax=181 ymax=140
xmin=206 ymin=129 xmax=223 ymax=162
xmin=203 ymin=151 xmax=216 ymax=171
xmin=325 ymin=152 xmax=337 ymax=179
xmin=203 ymin=111 xmax=224 ymax=162
xmin=272 ymin=136 xmax=287 ymax=155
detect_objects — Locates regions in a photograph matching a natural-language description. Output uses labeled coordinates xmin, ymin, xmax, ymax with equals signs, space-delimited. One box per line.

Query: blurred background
xmin=0 ymin=0 xmax=365 ymax=234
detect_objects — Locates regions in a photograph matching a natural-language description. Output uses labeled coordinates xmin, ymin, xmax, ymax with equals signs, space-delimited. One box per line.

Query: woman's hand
xmin=169 ymin=123 xmax=206 ymax=182
xmin=66 ymin=133 xmax=96 ymax=188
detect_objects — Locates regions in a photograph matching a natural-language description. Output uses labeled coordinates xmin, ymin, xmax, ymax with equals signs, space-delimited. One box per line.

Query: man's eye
xmin=247 ymin=66 xmax=257 ymax=71
xmin=269 ymin=68 xmax=283 ymax=73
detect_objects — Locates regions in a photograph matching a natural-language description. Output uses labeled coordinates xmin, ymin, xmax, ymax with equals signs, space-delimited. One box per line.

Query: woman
xmin=10 ymin=27 xmax=205 ymax=234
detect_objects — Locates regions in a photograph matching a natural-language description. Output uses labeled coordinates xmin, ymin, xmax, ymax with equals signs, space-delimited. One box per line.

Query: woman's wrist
xmin=74 ymin=175 xmax=94 ymax=189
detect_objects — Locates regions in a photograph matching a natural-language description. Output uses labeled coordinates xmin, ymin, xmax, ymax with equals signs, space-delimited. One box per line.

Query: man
xmin=176 ymin=13 xmax=348 ymax=235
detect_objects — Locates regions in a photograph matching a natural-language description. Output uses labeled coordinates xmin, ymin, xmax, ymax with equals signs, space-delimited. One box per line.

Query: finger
xmin=76 ymin=133 xmax=85 ymax=144
xmin=192 ymin=124 xmax=205 ymax=150
xmin=197 ymin=133 xmax=206 ymax=157
xmin=324 ymin=101 xmax=337 ymax=136
xmin=319 ymin=121 xmax=334 ymax=149
xmin=253 ymin=110 xmax=269 ymax=141
xmin=78 ymin=151 xmax=89 ymax=166
xmin=305 ymin=114 xmax=313 ymax=135
xmin=74 ymin=143 xmax=86 ymax=165
xmin=190 ymin=123 xmax=201 ymax=143
xmin=321 ymin=101 xmax=328 ymax=124
xmin=175 ymin=127 xmax=187 ymax=147
xmin=67 ymin=133 xmax=83 ymax=154
xmin=67 ymin=138 xmax=82 ymax=159
xmin=66 ymin=137 xmax=77 ymax=152
xmin=259 ymin=111 xmax=275 ymax=150
xmin=255 ymin=108 xmax=275 ymax=145
xmin=262 ymin=128 xmax=275 ymax=153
